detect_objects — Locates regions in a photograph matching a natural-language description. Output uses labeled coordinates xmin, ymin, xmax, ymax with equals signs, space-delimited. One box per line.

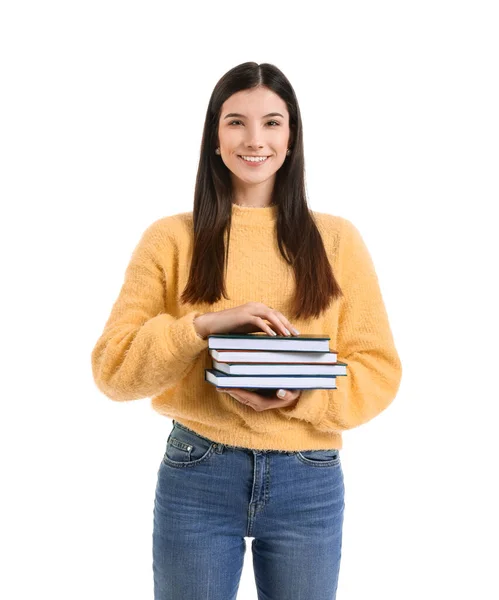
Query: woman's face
xmin=217 ymin=86 xmax=291 ymax=187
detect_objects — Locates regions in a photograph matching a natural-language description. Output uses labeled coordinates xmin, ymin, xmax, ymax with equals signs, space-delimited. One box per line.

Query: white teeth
xmin=240 ymin=155 xmax=269 ymax=162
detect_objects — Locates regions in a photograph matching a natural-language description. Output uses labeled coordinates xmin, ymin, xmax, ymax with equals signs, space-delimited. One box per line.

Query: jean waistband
xmin=172 ymin=419 xmax=301 ymax=454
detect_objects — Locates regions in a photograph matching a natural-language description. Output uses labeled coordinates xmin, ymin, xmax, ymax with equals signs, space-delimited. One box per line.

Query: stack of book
xmin=204 ymin=333 xmax=347 ymax=396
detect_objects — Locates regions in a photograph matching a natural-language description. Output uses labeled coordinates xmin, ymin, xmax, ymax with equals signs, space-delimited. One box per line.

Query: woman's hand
xmin=194 ymin=302 xmax=300 ymax=339
xmin=199 ymin=302 xmax=302 ymax=411
xmin=216 ymin=387 xmax=302 ymax=412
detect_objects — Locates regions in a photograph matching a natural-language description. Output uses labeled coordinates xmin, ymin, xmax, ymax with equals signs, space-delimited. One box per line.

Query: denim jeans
xmin=152 ymin=420 xmax=345 ymax=600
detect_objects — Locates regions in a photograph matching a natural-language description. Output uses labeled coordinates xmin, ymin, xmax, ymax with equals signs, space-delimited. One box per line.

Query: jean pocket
xmin=162 ymin=423 xmax=217 ymax=468
xmin=296 ymin=448 xmax=341 ymax=467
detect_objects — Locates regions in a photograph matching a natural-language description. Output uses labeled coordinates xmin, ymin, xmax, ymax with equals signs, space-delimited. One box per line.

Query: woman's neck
xmin=232 ymin=201 xmax=276 ymax=208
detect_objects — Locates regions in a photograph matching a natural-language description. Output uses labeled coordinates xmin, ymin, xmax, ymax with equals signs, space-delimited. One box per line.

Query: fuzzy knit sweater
xmin=91 ymin=203 xmax=402 ymax=451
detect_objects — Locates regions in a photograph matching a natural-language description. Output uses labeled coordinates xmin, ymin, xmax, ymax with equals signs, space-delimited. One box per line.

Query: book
xmin=209 ymin=349 xmax=339 ymax=364
xmin=208 ymin=333 xmax=331 ymax=352
xmin=212 ymin=358 xmax=348 ymax=376
xmin=205 ymin=368 xmax=338 ymax=391
xmin=205 ymin=332 xmax=347 ymax=395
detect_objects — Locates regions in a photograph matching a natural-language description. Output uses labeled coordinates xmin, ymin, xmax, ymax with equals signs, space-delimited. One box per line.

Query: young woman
xmin=91 ymin=62 xmax=402 ymax=600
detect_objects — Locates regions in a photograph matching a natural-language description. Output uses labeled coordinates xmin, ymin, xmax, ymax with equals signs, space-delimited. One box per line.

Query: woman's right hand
xmin=193 ymin=302 xmax=300 ymax=339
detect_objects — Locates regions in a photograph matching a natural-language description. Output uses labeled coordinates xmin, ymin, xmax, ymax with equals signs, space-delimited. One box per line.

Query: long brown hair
xmin=181 ymin=61 xmax=343 ymax=320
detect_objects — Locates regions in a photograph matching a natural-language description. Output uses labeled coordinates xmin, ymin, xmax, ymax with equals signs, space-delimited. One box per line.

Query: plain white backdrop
xmin=1 ymin=1 xmax=498 ymax=599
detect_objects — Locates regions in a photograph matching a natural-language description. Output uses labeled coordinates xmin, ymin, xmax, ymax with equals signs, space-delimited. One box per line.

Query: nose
xmin=245 ymin=124 xmax=264 ymax=150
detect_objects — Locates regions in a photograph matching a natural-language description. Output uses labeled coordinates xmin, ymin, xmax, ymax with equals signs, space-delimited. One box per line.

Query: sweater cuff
xmin=163 ymin=310 xmax=208 ymax=362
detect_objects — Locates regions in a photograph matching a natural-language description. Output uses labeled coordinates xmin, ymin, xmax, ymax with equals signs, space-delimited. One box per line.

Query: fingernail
xmin=277 ymin=389 xmax=286 ymax=398
xmin=291 ymin=328 xmax=300 ymax=335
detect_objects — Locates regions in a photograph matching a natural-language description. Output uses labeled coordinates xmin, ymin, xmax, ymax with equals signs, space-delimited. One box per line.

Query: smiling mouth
xmin=238 ymin=155 xmax=271 ymax=164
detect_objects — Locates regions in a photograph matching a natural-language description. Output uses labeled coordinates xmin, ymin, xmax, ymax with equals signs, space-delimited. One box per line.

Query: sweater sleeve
xmin=277 ymin=217 xmax=402 ymax=432
xmin=90 ymin=219 xmax=208 ymax=402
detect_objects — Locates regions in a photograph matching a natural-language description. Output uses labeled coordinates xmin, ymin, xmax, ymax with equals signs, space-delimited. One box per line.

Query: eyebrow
xmin=223 ymin=112 xmax=284 ymax=119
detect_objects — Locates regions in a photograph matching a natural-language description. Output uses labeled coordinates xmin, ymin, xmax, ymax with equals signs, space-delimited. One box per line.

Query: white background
xmin=1 ymin=1 xmax=498 ymax=599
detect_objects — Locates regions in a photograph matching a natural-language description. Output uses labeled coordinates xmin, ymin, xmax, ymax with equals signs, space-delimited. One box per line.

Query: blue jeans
xmin=152 ymin=420 xmax=345 ymax=600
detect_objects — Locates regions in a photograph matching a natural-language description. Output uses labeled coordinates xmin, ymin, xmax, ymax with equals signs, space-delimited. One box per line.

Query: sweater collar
xmin=230 ymin=202 xmax=278 ymax=227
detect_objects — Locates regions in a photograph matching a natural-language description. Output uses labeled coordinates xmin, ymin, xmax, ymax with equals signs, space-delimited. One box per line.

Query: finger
xmin=238 ymin=389 xmax=299 ymax=411
xmin=261 ymin=390 xmax=301 ymax=410
xmin=225 ymin=388 xmax=268 ymax=411
xmin=276 ymin=388 xmax=301 ymax=398
xmin=260 ymin=304 xmax=300 ymax=336
xmin=264 ymin=309 xmax=291 ymax=336
xmin=218 ymin=387 xmax=300 ymax=412
xmin=252 ymin=316 xmax=278 ymax=337
xmin=253 ymin=313 xmax=288 ymax=337
xmin=249 ymin=303 xmax=287 ymax=337
xmin=271 ymin=309 xmax=300 ymax=336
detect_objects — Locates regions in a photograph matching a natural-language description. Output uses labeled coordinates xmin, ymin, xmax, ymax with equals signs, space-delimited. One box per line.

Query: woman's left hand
xmin=216 ymin=388 xmax=301 ymax=412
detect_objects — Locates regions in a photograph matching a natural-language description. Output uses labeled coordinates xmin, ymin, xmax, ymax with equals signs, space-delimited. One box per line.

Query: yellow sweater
xmin=91 ymin=203 xmax=402 ymax=451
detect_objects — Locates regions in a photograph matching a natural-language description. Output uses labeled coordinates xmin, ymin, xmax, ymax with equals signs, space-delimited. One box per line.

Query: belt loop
xmin=214 ymin=442 xmax=224 ymax=454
